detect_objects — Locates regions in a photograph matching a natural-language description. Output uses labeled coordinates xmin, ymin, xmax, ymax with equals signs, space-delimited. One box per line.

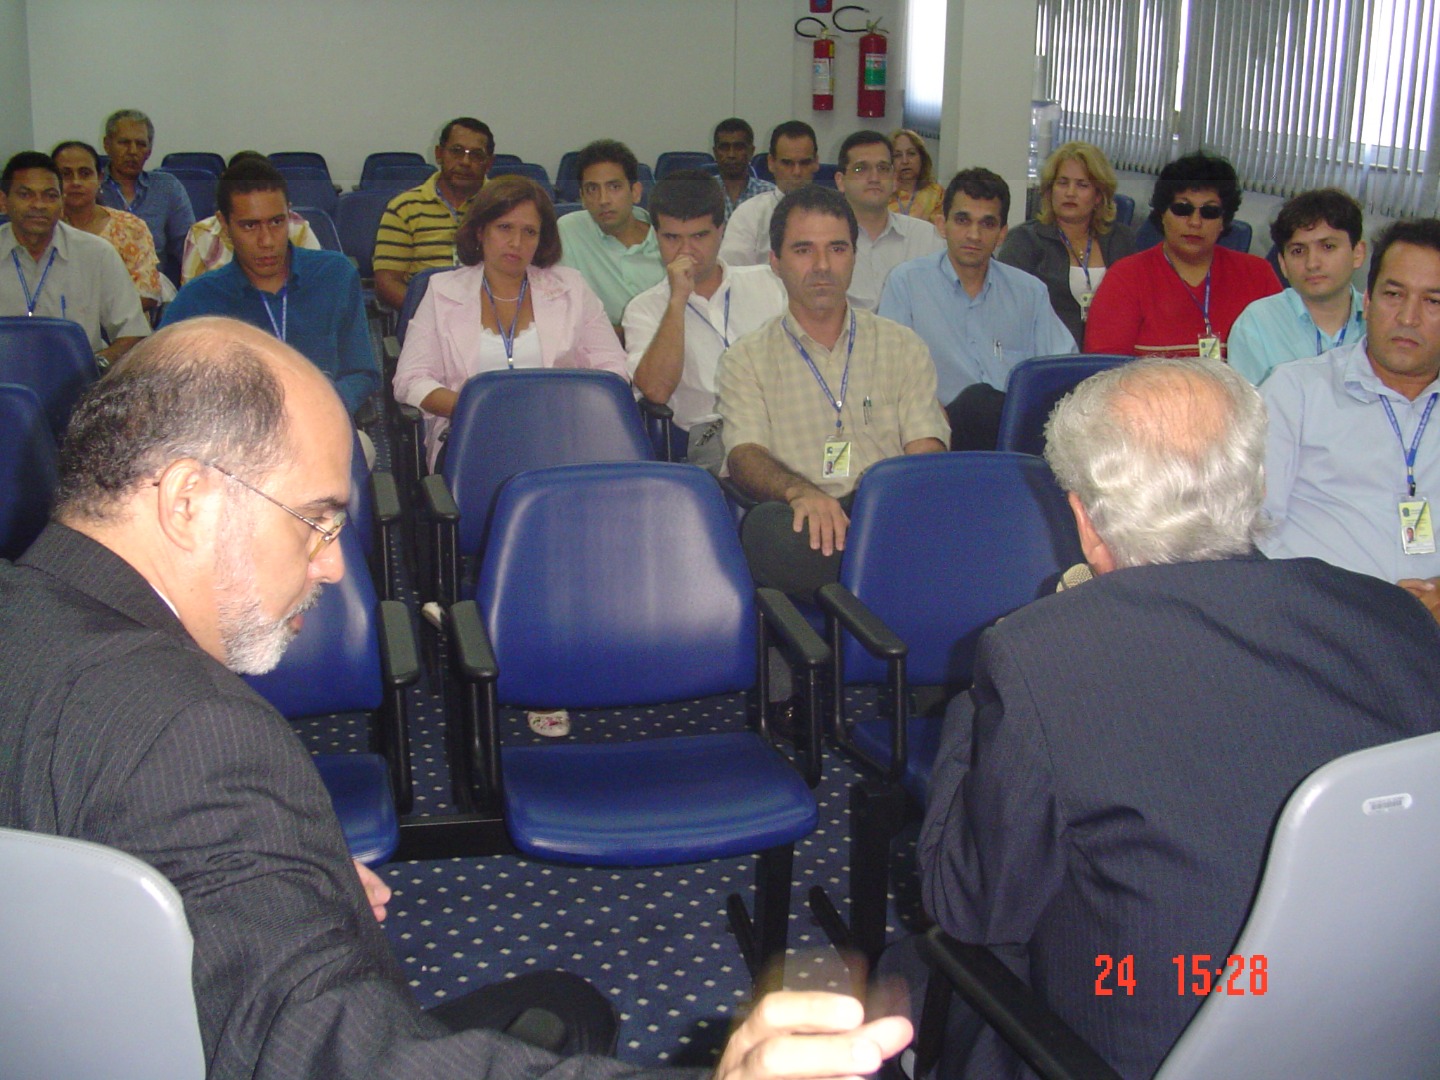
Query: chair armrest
xmin=383 ymin=334 xmax=400 ymax=366
xmin=756 ymin=587 xmax=829 ymax=671
xmin=450 ymin=600 xmax=498 ymax=682
xmin=637 ymin=397 xmax=673 ymax=422
xmin=370 ymin=470 xmax=401 ymax=525
xmin=421 ymin=471 xmax=460 ymax=522
xmin=637 ymin=397 xmax=675 ymax=462
xmin=719 ymin=475 xmax=759 ymax=511
xmin=378 ymin=600 xmax=420 ymax=688
xmin=756 ymin=587 xmax=829 ymax=786
xmin=816 ymin=583 xmax=907 ymax=661
xmin=917 ymin=927 xmax=1123 ymax=1080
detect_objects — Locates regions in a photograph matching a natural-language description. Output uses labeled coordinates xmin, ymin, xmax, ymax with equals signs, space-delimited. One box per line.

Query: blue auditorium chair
xmin=636 ymin=163 xmax=654 ymax=207
xmin=335 ymin=190 xmax=394 ymax=279
xmin=0 ymin=827 xmax=205 ymax=1080
xmin=751 ymin=153 xmax=772 ymax=182
xmin=294 ymin=205 xmax=342 ymax=252
xmin=487 ymin=161 xmax=554 ymax=198
xmin=268 ymin=151 xmax=331 ymax=183
xmin=654 ymin=151 xmax=716 ymax=180
xmin=490 ymin=154 xmax=523 ymax=167
xmin=160 ymin=151 xmax=223 ymax=176
xmin=809 ymin=453 xmax=1083 ymax=964
xmin=915 ymin=729 xmax=1440 ymax=1080
xmin=0 ymin=383 xmax=59 ymax=560
xmin=552 ymin=201 xmax=583 ymax=218
xmin=1113 ymin=191 xmax=1135 ymax=225
xmin=421 ymin=369 xmax=654 ymax=606
xmin=554 ymin=150 xmax=581 ymax=202
xmin=0 ymin=315 xmax=98 ymax=439
xmin=996 ymin=354 xmax=1130 ymax=457
xmin=275 ymin=165 xmax=337 ymax=216
xmin=358 ymin=152 xmax=426 ymax=191
xmin=243 ymin=526 xmax=419 ymax=863
xmin=446 ymin=461 xmax=828 ymax=976
xmin=158 ymin=166 xmax=217 ymax=220
xmin=368 ymin=163 xmax=436 ymax=193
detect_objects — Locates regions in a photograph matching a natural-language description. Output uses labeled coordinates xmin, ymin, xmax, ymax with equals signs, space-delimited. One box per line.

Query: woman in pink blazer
xmin=393 ymin=175 xmax=629 ymax=470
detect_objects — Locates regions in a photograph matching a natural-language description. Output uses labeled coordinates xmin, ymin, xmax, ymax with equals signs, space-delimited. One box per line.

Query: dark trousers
xmin=740 ymin=493 xmax=856 ymax=599
xmin=427 ymin=969 xmax=619 ymax=1056
xmin=945 ymin=384 xmax=1006 ymax=452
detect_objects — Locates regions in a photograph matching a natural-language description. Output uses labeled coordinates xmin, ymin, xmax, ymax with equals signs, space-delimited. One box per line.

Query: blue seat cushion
xmin=849 ymin=716 xmax=942 ymax=802
xmin=501 ymin=732 xmax=818 ymax=866
xmin=314 ymin=753 xmax=398 ymax=866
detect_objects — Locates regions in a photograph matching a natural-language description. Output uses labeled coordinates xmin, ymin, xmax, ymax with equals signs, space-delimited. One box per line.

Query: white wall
xmin=0 ymin=0 xmax=33 ymax=161
xmin=23 ymin=0 xmax=904 ymax=187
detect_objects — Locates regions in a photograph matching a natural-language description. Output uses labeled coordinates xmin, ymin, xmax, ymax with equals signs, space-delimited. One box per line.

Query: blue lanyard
xmin=783 ymin=310 xmax=856 ymax=433
xmin=482 ymin=274 xmax=529 ymax=367
xmin=686 ymin=289 xmax=731 ymax=349
xmin=12 ymin=249 xmax=57 ymax=316
xmin=1058 ymin=229 xmax=1094 ymax=292
xmin=1380 ymin=393 xmax=1438 ymax=497
xmin=1316 ymin=320 xmax=1350 ymax=356
xmin=1162 ymin=250 xmax=1214 ymax=336
xmin=261 ymin=288 xmax=287 ymax=342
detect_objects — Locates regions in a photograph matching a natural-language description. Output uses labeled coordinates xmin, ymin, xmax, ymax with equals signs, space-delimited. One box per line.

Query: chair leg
xmin=727 ymin=843 xmax=794 ymax=990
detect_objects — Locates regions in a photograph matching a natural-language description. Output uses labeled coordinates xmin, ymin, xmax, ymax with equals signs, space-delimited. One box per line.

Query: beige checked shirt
xmin=717 ymin=306 xmax=950 ymax=498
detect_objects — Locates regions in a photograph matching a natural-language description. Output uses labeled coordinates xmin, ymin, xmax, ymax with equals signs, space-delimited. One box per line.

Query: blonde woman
xmin=888 ymin=129 xmax=944 ymax=225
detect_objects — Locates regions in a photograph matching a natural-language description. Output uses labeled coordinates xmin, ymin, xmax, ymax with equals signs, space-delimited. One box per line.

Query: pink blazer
xmin=392 ymin=262 xmax=629 ymax=467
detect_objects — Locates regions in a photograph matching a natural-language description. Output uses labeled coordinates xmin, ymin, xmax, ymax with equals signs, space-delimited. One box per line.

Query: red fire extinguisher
xmin=856 ymin=21 xmax=887 ymax=118
xmin=811 ymin=31 xmax=836 ymax=112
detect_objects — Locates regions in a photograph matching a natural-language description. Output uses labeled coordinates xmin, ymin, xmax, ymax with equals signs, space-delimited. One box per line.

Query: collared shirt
xmin=718 ymin=188 xmax=784 ymax=268
xmin=0 ymin=222 xmax=150 ymax=350
xmin=1227 ymin=286 xmax=1366 ymax=385
xmin=849 ymin=212 xmax=945 ymax=311
xmin=722 ymin=175 xmax=777 ymax=220
xmin=716 ymin=305 xmax=950 ymax=498
xmin=161 ymin=245 xmax=379 ymax=416
xmin=876 ymin=251 xmax=1076 ymax=403
xmin=557 ymin=206 xmax=665 ymax=324
xmin=372 ymin=173 xmax=480 ymax=284
xmin=97 ymin=168 xmax=195 ymax=268
xmin=622 ymin=261 xmax=788 ymax=430
xmin=1261 ymin=336 xmax=1440 ymax=582
xmin=181 ymin=210 xmax=320 ymax=284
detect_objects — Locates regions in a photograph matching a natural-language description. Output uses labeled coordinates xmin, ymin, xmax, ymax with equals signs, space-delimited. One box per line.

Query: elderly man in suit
xmin=0 ymin=316 xmax=912 ymax=1080
xmin=918 ymin=356 xmax=1440 ymax=1078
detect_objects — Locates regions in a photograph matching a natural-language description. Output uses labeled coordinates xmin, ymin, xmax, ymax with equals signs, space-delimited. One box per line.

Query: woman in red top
xmin=1084 ymin=153 xmax=1280 ymax=359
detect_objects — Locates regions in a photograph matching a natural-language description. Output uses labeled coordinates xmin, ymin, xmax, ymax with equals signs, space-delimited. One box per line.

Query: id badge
xmin=1078 ymin=292 xmax=1094 ymax=321
xmin=822 ymin=437 xmax=851 ymax=479
xmin=1398 ymin=496 xmax=1436 ymax=555
xmin=1197 ymin=335 xmax=1222 ymax=360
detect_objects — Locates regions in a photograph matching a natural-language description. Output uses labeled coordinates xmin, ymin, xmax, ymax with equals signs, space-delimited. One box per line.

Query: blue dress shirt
xmin=877 ymin=252 xmax=1076 ymax=403
xmin=161 ymin=245 xmax=379 ymax=416
xmin=98 ymin=169 xmax=195 ymax=270
xmin=1261 ymin=336 xmax=1440 ymax=582
xmin=1228 ymin=286 xmax=1365 ymax=385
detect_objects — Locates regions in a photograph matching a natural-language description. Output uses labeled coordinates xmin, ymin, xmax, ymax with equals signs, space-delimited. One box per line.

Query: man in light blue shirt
xmin=1261 ymin=218 xmax=1440 ymax=616
xmin=97 ymin=109 xmax=195 ymax=278
xmin=1229 ymin=189 xmax=1367 ymax=385
xmin=878 ymin=167 xmax=1073 ymax=449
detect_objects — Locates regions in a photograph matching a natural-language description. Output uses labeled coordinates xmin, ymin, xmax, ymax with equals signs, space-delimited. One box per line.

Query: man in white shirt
xmin=719 ymin=121 xmax=821 ymax=268
xmin=623 ymin=169 xmax=786 ymax=468
xmin=833 ymin=131 xmax=943 ymax=310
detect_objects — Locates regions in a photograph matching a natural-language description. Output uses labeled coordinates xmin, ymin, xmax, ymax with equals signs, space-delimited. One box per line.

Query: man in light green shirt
xmin=557 ymin=139 xmax=664 ymax=329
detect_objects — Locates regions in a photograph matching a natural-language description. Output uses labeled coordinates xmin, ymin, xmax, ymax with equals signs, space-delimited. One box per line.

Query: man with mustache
xmin=717 ymin=185 xmax=949 ymax=596
xmin=0 ymin=316 xmax=913 ymax=1080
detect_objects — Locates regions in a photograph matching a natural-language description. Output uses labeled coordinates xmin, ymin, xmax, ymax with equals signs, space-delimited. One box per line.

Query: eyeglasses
xmin=848 ymin=161 xmax=895 ymax=176
xmin=443 ymin=145 xmax=490 ymax=162
xmin=1168 ymin=201 xmax=1224 ymax=220
xmin=210 ymin=463 xmax=346 ymax=560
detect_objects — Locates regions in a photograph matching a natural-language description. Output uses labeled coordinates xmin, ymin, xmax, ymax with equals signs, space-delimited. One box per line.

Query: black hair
xmin=1149 ymin=152 xmax=1242 ymax=227
xmin=1270 ymin=188 xmax=1364 ymax=249
xmin=713 ymin=118 xmax=755 ymax=146
xmin=942 ymin=167 xmax=1011 ymax=222
xmin=576 ymin=139 xmax=640 ymax=187
xmin=1367 ymin=218 xmax=1440 ymax=296
xmin=836 ymin=131 xmax=892 ymax=172
xmin=216 ymin=158 xmax=287 ymax=218
xmin=769 ymin=185 xmax=858 ymax=256
xmin=2 ymin=152 xmax=59 ymax=194
xmin=648 ymin=169 xmax=726 ymax=230
xmin=768 ymin=121 xmax=819 ymax=159
xmin=439 ymin=118 xmax=494 ymax=156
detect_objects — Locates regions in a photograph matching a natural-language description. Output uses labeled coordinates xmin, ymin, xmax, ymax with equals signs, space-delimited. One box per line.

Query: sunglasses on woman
xmin=1168 ymin=201 xmax=1224 ymax=220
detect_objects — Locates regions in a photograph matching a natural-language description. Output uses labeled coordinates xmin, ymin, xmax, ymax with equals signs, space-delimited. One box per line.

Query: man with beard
xmin=0 ymin=316 xmax=913 ymax=1080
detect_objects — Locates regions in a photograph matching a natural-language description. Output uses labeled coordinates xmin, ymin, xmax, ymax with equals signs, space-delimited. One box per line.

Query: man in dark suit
xmin=0 ymin=317 xmax=912 ymax=1080
xmin=918 ymin=356 xmax=1440 ymax=1078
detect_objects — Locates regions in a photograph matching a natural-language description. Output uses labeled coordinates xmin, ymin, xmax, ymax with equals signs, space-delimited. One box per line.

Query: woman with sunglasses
xmin=1084 ymin=152 xmax=1280 ymax=358
xmin=997 ymin=141 xmax=1135 ymax=344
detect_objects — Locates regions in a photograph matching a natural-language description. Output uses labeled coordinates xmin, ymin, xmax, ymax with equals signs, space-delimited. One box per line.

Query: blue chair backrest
xmin=636 ymin=163 xmax=654 ymax=208
xmin=294 ymin=206 xmax=342 ymax=252
xmin=243 ymin=526 xmax=381 ymax=717
xmin=369 ymin=163 xmax=436 ymax=193
xmin=1218 ymin=219 xmax=1253 ymax=253
xmin=160 ymin=167 xmax=217 ymax=220
xmin=347 ymin=427 xmax=375 ymax=561
xmin=840 ymin=453 xmax=1082 ymax=686
xmin=997 ymin=354 xmax=1130 ymax=457
xmin=0 ymin=384 xmax=59 ymax=561
xmin=442 ymin=369 xmax=653 ymax=558
xmin=275 ymin=166 xmax=337 ymax=216
xmin=268 ymin=152 xmax=331 ymax=182
xmin=335 ymin=191 xmax=394 ymax=277
xmin=655 ymin=152 xmax=716 ymax=181
xmin=488 ymin=162 xmax=554 ymax=198
xmin=552 ymin=201 xmax=583 ymax=218
xmin=0 ymin=316 xmax=98 ymax=438
xmin=1134 ymin=216 xmax=1161 ymax=251
xmin=1113 ymin=192 xmax=1136 ymax=225
xmin=815 ymin=164 xmax=840 ymax=188
xmin=395 ymin=266 xmax=453 ymax=347
xmin=554 ymin=151 xmax=581 ymax=202
xmin=479 ymin=462 xmax=755 ymax=707
xmin=359 ymin=152 xmax=427 ymax=191
xmin=752 ymin=153 xmax=773 ymax=182
xmin=491 ymin=154 xmax=524 ymax=167
xmin=160 ymin=151 xmax=223 ymax=176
